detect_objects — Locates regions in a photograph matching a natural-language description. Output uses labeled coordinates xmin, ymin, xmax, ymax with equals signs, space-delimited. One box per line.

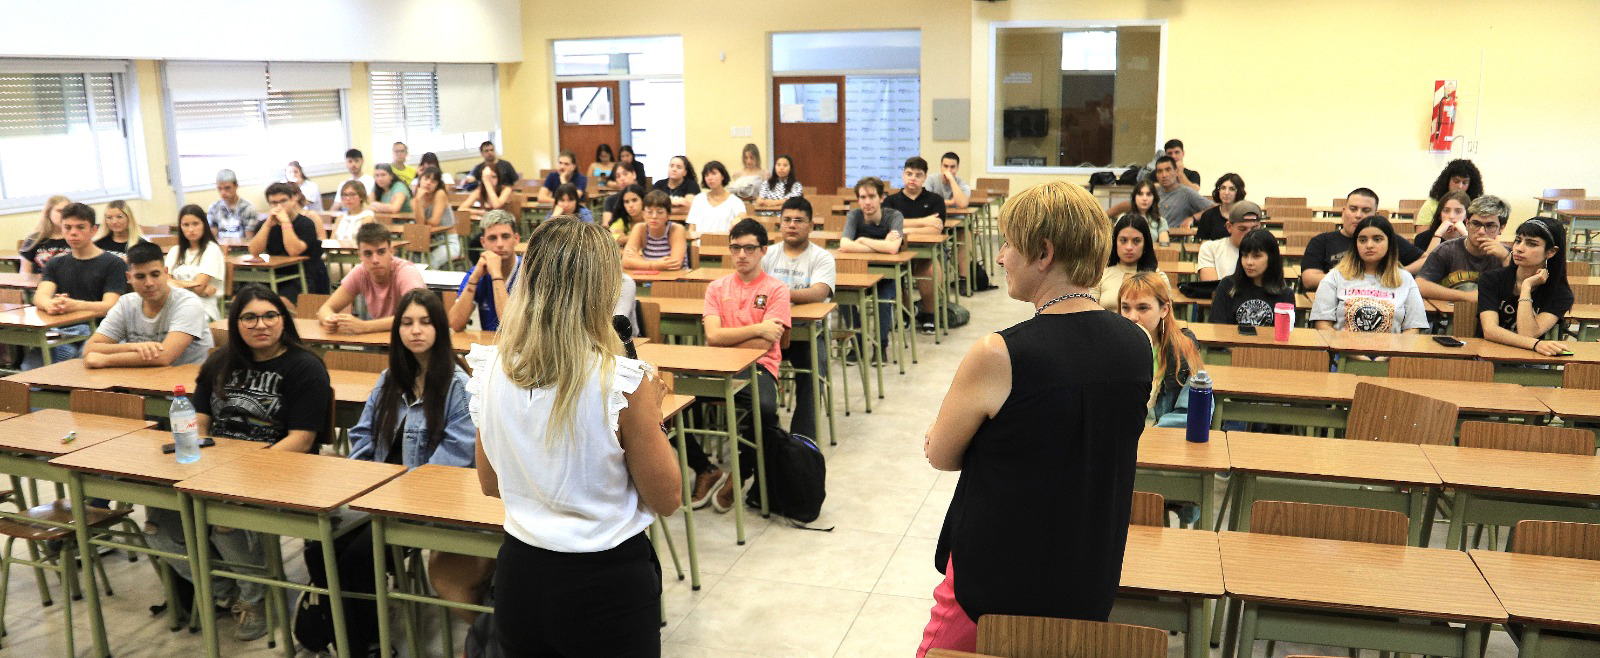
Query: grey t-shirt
xmin=1416 ymin=238 xmax=1504 ymax=289
xmin=842 ymin=207 xmax=905 ymax=243
xmin=761 ymin=241 xmax=837 ymax=297
xmin=1158 ymin=184 xmax=1212 ymax=227
xmin=925 ymin=174 xmax=971 ymax=201
xmin=41 ymin=251 xmax=128 ymax=302
xmin=95 ymin=288 xmax=215 ymax=366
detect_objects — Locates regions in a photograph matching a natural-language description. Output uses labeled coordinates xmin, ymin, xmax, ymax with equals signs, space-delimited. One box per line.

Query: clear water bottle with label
xmin=171 ymin=385 xmax=201 ymax=464
xmin=1185 ymin=370 xmax=1213 ymax=443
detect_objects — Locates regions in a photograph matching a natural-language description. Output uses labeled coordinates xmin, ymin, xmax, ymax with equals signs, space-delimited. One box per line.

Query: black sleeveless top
xmin=934 ymin=310 xmax=1152 ymax=621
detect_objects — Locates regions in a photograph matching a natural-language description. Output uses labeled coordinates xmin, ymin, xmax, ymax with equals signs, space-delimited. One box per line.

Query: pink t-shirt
xmin=339 ymin=256 xmax=426 ymax=319
xmin=703 ymin=272 xmax=791 ymax=378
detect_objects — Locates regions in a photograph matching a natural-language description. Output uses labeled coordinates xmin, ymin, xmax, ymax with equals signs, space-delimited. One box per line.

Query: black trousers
xmin=493 ymin=531 xmax=662 ymax=658
xmin=678 ymin=368 xmax=780 ymax=480
xmin=302 ymin=523 xmax=384 ymax=651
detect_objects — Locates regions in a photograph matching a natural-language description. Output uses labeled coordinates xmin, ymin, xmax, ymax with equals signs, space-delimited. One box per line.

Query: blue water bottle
xmin=1185 ymin=370 xmax=1213 ymax=443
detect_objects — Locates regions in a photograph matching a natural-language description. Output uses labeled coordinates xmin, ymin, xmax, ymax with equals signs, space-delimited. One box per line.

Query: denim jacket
xmin=348 ymin=367 xmax=477 ymax=469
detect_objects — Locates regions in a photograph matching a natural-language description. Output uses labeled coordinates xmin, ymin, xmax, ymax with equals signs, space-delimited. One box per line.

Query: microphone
xmin=613 ymin=315 xmax=637 ymax=359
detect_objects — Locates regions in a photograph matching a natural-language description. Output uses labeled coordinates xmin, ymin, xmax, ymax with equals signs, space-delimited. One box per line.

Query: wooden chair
xmin=1263 ymin=197 xmax=1307 ymax=207
xmin=651 ymin=281 xmax=708 ymax=299
xmin=822 ymin=214 xmax=847 ymax=233
xmin=402 ymin=223 xmax=434 ymax=266
xmin=976 ymin=614 xmax=1166 ymax=658
xmin=1398 ymin=199 xmax=1425 ymax=214
xmin=1458 ymin=420 xmax=1592 ymax=456
xmin=1284 ymin=232 xmax=1314 ymax=248
xmin=1512 ymin=520 xmax=1600 ymax=561
xmin=637 ymin=300 xmax=664 ymax=345
xmin=1153 ymin=246 xmax=1180 ymax=263
xmin=699 ymin=233 xmax=728 ymax=247
xmin=69 ymin=390 xmax=145 ymax=421
xmin=1562 ymin=362 xmax=1600 ymax=389
xmin=149 ymin=235 xmax=179 ymax=251
xmin=1251 ymin=500 xmax=1408 ymax=545
xmin=1449 ymin=300 xmax=1479 ymax=338
xmin=323 ymin=350 xmax=387 ymax=374
xmin=1542 ymin=188 xmax=1586 ymax=200
xmin=295 ymin=293 xmax=330 ymax=320
xmin=1386 ymin=356 xmax=1493 ymax=382
xmin=1129 ymin=491 xmax=1164 ymax=527
xmin=1575 ymin=283 xmax=1600 ymax=306
xmin=974 ymin=178 xmax=1011 ymax=196
xmin=1229 ymin=347 xmax=1329 ymax=373
xmin=0 ymin=380 xmax=29 ymax=415
xmin=1345 ymin=382 xmax=1458 ymax=445
xmin=1281 ymin=220 xmax=1323 ymax=233
xmin=1265 ymin=206 xmax=1312 ymax=219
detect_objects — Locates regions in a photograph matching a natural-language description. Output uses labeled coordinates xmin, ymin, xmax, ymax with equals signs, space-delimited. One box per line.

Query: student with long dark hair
xmin=1211 ymin=229 xmax=1294 ymax=326
xmin=607 ymin=144 xmax=646 ymax=189
xmin=606 ymin=184 xmax=646 ymax=246
xmin=1477 ymin=217 xmax=1574 ymax=355
xmin=460 ymin=162 xmax=514 ymax=212
xmin=1311 ymin=215 xmax=1429 ymax=334
xmin=652 ymin=154 xmax=699 ymax=210
xmin=1194 ymin=173 xmax=1245 ymax=241
xmin=471 ymin=218 xmax=680 ymax=656
xmin=1120 ymin=179 xmax=1167 ymax=243
xmin=166 ymin=204 xmax=225 ymax=321
xmin=591 ymin=143 xmax=616 ymax=180
xmin=753 ymin=154 xmax=804 ymax=211
xmin=1413 ymin=189 xmax=1472 ymax=251
xmin=304 ymin=289 xmax=485 ymax=653
xmin=1092 ymin=214 xmax=1157 ymax=311
xmin=1415 ymin=158 xmax=1483 ymax=230
xmin=370 ymin=163 xmax=413 ymax=214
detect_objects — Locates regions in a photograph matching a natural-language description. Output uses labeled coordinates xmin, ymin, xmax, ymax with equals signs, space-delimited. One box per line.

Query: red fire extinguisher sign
xmin=1430 ymin=80 xmax=1457 ymax=153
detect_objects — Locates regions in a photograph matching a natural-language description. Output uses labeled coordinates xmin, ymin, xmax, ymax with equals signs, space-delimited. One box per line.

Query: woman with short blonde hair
xmin=919 ymin=181 xmax=1152 ymax=657
xmin=94 ymin=199 xmax=145 ymax=256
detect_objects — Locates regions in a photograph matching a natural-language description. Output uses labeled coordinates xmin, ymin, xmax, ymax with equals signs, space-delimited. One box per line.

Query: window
xmin=552 ymin=38 xmax=685 ymax=182
xmin=990 ymin=22 xmax=1164 ymax=172
xmin=553 ymin=37 xmax=683 ymax=77
xmin=369 ymin=64 xmax=496 ymax=160
xmin=169 ymin=61 xmax=350 ymax=189
xmin=0 ymin=60 xmax=140 ymax=210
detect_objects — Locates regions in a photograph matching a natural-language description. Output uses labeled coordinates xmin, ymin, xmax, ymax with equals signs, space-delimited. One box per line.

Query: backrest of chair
xmin=70 ymin=390 xmax=145 ymax=421
xmin=651 ymin=281 xmax=708 ymax=299
xmin=1574 ymin=284 xmax=1600 ymax=306
xmin=150 ymin=235 xmax=179 ymax=250
xmin=1129 ymin=491 xmax=1164 ymax=527
xmin=699 ymin=232 xmax=728 ymax=247
xmin=1398 ymin=199 xmax=1424 ymax=213
xmin=637 ymin=300 xmax=664 ymax=344
xmin=0 ymin=380 xmax=30 ymax=415
xmin=401 ymin=222 xmax=431 ymax=254
xmin=835 ymin=258 xmax=867 ymax=275
xmin=0 ymin=288 xmax=23 ymax=305
xmin=1346 ymin=382 xmax=1458 ymax=445
xmin=1230 ymin=347 xmax=1328 ymax=373
xmin=1563 ymin=362 xmax=1600 ymax=389
xmin=1457 ymin=420 xmax=1592 ymax=456
xmin=1285 ymin=232 xmax=1314 ymax=248
xmin=323 ymin=350 xmax=388 ymax=374
xmin=1556 ymin=198 xmax=1600 ymax=212
xmin=1512 ymin=520 xmax=1600 ymax=560
xmin=1282 ymin=219 xmax=1323 ymax=233
xmin=976 ymin=614 xmax=1166 ymax=658
xmin=1387 ymin=356 xmax=1494 ymax=383
xmin=1264 ymin=197 xmax=1307 ymax=207
xmin=1251 ymin=500 xmax=1408 ymax=546
xmin=1153 ymin=246 xmax=1180 ymax=263
xmin=823 ymin=214 xmax=847 ymax=232
xmin=1449 ymin=300 xmax=1479 ymax=338
xmin=296 ymin=293 xmax=330 ymax=319
xmin=975 ymin=178 xmax=1010 ymax=195
xmin=1267 ymin=206 xmax=1313 ymax=219
xmin=1542 ymin=188 xmax=1586 ymax=199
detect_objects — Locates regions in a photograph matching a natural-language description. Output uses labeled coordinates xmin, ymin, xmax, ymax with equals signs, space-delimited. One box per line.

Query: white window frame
xmin=368 ymin=63 xmax=499 ymax=164
xmin=0 ymin=59 xmax=147 ymax=213
xmin=986 ymin=19 xmax=1168 ymax=175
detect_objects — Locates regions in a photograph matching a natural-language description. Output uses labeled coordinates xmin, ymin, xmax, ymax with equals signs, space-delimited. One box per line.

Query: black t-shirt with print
xmin=653 ymin=178 xmax=700 ymax=199
xmin=1475 ymin=266 xmax=1574 ymax=336
xmin=1302 ymin=229 xmax=1424 ymax=273
xmin=20 ymin=237 xmax=70 ymax=272
xmin=1209 ymin=277 xmax=1296 ymax=326
xmin=884 ymin=189 xmax=946 ymax=221
xmin=194 ymin=348 xmax=331 ymax=446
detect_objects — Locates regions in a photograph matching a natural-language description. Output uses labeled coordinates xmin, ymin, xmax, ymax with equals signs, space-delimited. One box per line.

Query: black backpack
xmin=292 ymin=591 xmax=337 ymax=654
xmin=1087 ymin=171 xmax=1117 ymax=193
xmin=755 ymin=430 xmax=830 ymax=526
xmin=1116 ymin=165 xmax=1143 ymax=186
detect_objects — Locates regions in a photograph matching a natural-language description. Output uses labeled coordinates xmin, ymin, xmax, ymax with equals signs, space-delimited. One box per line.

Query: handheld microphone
xmin=612 ymin=315 xmax=637 ymax=359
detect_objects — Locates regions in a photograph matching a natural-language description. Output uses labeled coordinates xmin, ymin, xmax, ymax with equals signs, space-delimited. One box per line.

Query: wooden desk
xmin=1135 ymin=427 xmax=1229 ymax=530
xmin=0 ymin=409 xmax=151 ymax=458
xmin=1469 ymin=549 xmax=1600 ymax=654
xmin=0 ymin=272 xmax=43 ymax=290
xmin=2 ymin=357 xmax=116 ymax=399
xmin=1421 ymin=443 xmax=1600 ymax=550
xmin=228 ymin=254 xmax=307 ymax=295
xmin=1532 ymin=386 xmax=1600 ymax=422
xmin=1113 ymin=526 xmax=1221 ymax=658
xmin=1226 ymin=431 xmax=1441 ymax=545
xmin=834 ymin=249 xmax=919 ymax=370
xmin=0 ymin=305 xmax=104 ymax=366
xmin=176 ymin=450 xmax=405 ymax=656
xmin=1356 ymin=375 xmax=1549 ymax=419
xmin=1218 ymin=531 xmax=1502 ymax=658
xmin=1182 ymin=323 xmax=1328 ymax=365
xmin=1322 ymin=330 xmax=1479 ymax=366
xmin=1205 ymin=364 xmax=1359 ymax=430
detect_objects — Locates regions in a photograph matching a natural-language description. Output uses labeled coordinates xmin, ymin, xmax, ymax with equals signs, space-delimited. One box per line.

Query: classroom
xmin=0 ymin=1 xmax=1597 ymax=656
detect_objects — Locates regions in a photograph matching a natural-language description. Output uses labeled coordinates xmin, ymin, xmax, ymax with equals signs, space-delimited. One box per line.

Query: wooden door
xmin=772 ymin=76 xmax=846 ymax=192
xmin=556 ymin=81 xmax=623 ymax=176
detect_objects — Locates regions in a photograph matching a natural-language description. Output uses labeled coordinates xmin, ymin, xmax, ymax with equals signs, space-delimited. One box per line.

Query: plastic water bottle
xmin=1185 ymin=370 xmax=1213 ymax=443
xmin=171 ymin=386 xmax=201 ymax=464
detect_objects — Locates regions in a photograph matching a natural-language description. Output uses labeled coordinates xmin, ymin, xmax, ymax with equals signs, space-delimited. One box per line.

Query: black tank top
xmin=934 ymin=309 xmax=1152 ymax=621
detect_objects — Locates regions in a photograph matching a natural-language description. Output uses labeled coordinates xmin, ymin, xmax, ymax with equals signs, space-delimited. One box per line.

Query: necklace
xmin=1036 ymin=291 xmax=1095 ymax=315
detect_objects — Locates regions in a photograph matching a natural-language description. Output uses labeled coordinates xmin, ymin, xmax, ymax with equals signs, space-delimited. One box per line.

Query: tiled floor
xmin=2 ymin=279 xmax=1524 ymax=656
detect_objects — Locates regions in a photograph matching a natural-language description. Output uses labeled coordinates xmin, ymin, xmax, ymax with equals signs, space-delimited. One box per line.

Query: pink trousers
xmin=916 ymin=555 xmax=978 ymax=657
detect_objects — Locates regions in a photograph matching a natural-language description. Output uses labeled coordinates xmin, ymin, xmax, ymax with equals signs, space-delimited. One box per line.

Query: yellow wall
xmin=969 ymin=0 xmax=1600 ymax=222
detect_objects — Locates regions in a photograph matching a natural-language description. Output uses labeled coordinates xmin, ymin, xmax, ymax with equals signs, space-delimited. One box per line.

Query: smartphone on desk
xmin=161 ymin=437 xmax=216 ymax=454
xmin=1432 ymin=336 xmax=1466 ymax=348
xmin=1236 ymin=324 xmax=1257 ymax=336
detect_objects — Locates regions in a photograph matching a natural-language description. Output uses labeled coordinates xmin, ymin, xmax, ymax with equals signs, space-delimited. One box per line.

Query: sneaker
xmin=690 ymin=469 xmax=728 ymax=510
xmin=712 ymin=476 xmax=752 ymax=514
xmin=232 ymin=599 xmax=267 ymax=641
xmin=917 ymin=314 xmax=936 ymax=335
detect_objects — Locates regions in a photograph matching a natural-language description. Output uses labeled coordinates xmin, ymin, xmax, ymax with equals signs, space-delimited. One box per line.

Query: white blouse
xmin=164 ymin=242 xmax=225 ymax=322
xmin=334 ymin=209 xmax=376 ymax=241
xmin=465 ymin=345 xmax=654 ymax=553
xmin=685 ymin=193 xmax=747 ymax=234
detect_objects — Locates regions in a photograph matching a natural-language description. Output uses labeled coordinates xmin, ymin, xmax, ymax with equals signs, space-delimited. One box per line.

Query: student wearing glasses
xmin=622 ymin=190 xmax=688 ymax=271
xmin=760 ymin=197 xmax=835 ymax=440
xmin=249 ymin=182 xmax=329 ymax=302
xmin=1415 ymin=194 xmax=1513 ymax=303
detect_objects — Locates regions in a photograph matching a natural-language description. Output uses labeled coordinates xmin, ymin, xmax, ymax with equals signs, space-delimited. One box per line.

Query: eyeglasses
xmin=727 ymin=244 xmax=763 ymax=255
xmin=1467 ymin=220 xmax=1502 ymax=233
xmin=239 ymin=311 xmax=283 ymax=328
xmin=779 ymin=217 xmax=809 ymax=225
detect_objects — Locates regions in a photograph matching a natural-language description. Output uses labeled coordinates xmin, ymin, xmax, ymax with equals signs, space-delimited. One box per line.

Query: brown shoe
xmin=712 ymin=475 xmax=751 ymax=514
xmin=690 ymin=469 xmax=728 ymax=510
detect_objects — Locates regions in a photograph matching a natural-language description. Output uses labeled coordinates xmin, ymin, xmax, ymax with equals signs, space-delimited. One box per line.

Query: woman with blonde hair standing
xmin=919 ymin=181 xmax=1153 ymax=656
xmin=470 ymin=218 xmax=681 ymax=656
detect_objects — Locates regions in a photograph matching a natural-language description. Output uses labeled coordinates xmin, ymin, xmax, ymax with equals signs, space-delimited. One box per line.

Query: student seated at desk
xmin=1301 ymin=187 xmax=1425 ymax=291
xmin=304 ymin=289 xmax=487 ymax=653
xmin=20 ymin=195 xmax=71 ymax=275
xmin=1119 ymin=272 xmax=1200 ymax=426
xmin=652 ymin=155 xmax=700 ymax=210
xmin=1416 ymin=194 xmax=1512 ymax=303
xmin=460 ymin=161 xmax=514 ymax=212
xmin=465 ymin=140 xmax=519 ymax=191
xmin=1211 ymin=228 xmax=1295 ymax=326
xmin=83 ymin=242 xmax=213 ymax=368
xmin=686 ymin=160 xmax=746 ymax=234
xmin=886 ymin=157 xmax=948 ymax=332
xmin=148 ymin=284 xmax=331 ymax=641
xmin=544 ymin=182 xmax=594 ymax=223
xmin=538 ymin=149 xmax=588 ymax=203
xmin=840 ymin=176 xmax=905 ymax=350
xmin=606 ymin=144 xmax=646 ymax=190
xmin=450 ymin=210 xmax=520 ymax=332
xmin=701 ymin=218 xmax=792 ymax=513
xmin=93 ymin=199 xmax=145 ymax=257
xmin=331 ymin=179 xmax=377 ymax=241
xmin=605 ymin=184 xmax=646 ymax=246
xmin=761 ymin=197 xmax=835 ymax=439
xmin=622 ymin=190 xmax=688 ymax=271
xmin=752 ymin=154 xmax=804 ymax=212
xmin=591 ymin=143 xmax=616 ymax=182
xmin=603 ymin=163 xmax=641 ymax=218
xmin=335 ymin=148 xmax=376 ymax=205
xmin=1154 ymin=155 xmax=1213 ymax=230
xmin=1119 ymin=180 xmax=1168 ymax=244
xmin=285 ymin=160 xmax=322 ymax=213
xmin=415 ymin=166 xmax=463 ymax=268
xmin=411 ymin=151 xmax=455 ymax=191
xmin=925 ymin=151 xmax=971 ymax=210
xmin=318 ymin=223 xmax=425 ymax=334
xmin=1477 ymin=217 xmax=1574 ymax=355
xmin=1414 ymin=158 xmax=1483 ymax=238
xmin=1413 ymin=190 xmax=1471 ymax=252
xmin=292 ymin=183 xmax=325 ymax=238
xmin=207 ymin=169 xmax=261 ymax=240
xmin=1197 ymin=200 xmax=1262 ymax=281
xmin=729 ymin=143 xmax=765 ymax=201
xmin=25 ymin=202 xmax=127 ymax=369
xmin=167 ymin=204 xmax=225 ymax=322
xmin=1310 ymin=215 xmax=1429 ymax=334
xmin=370 ymin=163 xmax=412 ymax=214
xmin=249 ymin=181 xmax=329 ymax=303
xmin=1093 ymin=214 xmax=1157 ymax=311
xmin=1194 ymin=173 xmax=1245 ymax=242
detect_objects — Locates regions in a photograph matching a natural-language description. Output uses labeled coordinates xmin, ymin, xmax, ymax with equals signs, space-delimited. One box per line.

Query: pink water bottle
xmin=1273 ymin=303 xmax=1294 ymax=341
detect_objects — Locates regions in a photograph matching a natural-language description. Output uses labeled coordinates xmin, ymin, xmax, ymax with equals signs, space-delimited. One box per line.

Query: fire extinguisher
xmin=1430 ymin=81 xmax=1456 ymax=152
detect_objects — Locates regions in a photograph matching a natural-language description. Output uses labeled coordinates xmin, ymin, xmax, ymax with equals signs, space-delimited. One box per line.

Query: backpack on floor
xmin=465 ymin=611 xmax=507 ymax=658
xmin=755 ymin=430 xmax=830 ymax=526
xmin=292 ymin=591 xmax=337 ymax=654
xmin=971 ymin=263 xmax=994 ymax=292
xmin=945 ymin=302 xmax=971 ymax=328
